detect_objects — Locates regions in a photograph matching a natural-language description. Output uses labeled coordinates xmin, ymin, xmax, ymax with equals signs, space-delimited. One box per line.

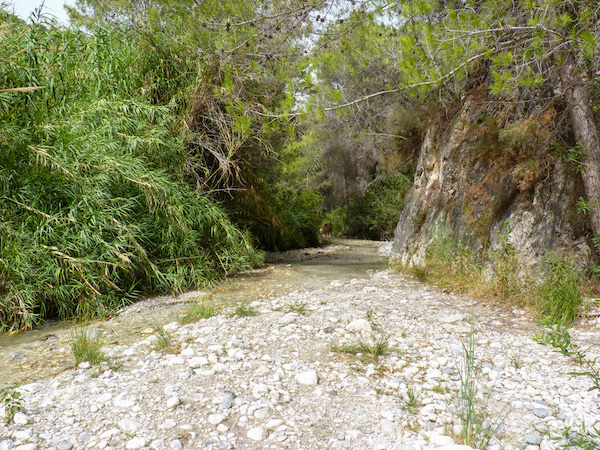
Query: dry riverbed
xmin=2 ymin=240 xmax=600 ymax=450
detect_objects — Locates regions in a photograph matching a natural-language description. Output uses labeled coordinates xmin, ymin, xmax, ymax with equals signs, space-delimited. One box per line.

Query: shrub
xmin=345 ymin=173 xmax=413 ymax=240
xmin=0 ymin=15 xmax=261 ymax=331
xmin=539 ymin=254 xmax=582 ymax=326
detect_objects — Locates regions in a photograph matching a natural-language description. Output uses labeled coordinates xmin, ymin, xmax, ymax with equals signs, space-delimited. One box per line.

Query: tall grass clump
xmin=181 ymin=301 xmax=218 ymax=324
xmin=458 ymin=320 xmax=505 ymax=448
xmin=398 ymin=225 xmax=586 ymax=325
xmin=410 ymin=225 xmax=485 ymax=294
xmin=539 ymin=254 xmax=582 ymax=326
xmin=0 ymin=13 xmax=261 ymax=332
xmin=69 ymin=327 xmax=107 ymax=365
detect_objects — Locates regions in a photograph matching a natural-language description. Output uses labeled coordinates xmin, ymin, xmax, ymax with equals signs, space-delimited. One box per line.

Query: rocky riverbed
xmin=2 ymin=240 xmax=600 ymax=450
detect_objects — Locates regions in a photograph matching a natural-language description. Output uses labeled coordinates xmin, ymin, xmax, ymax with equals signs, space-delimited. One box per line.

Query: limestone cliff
xmin=392 ymin=85 xmax=595 ymax=269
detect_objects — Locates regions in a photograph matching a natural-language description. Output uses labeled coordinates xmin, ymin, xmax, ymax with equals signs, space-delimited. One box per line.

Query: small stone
xmin=247 ymin=426 xmax=268 ymax=441
xmin=429 ymin=432 xmax=454 ymax=446
xmin=58 ymin=444 xmax=73 ymax=450
xmin=114 ymin=394 xmax=136 ymax=408
xmin=0 ymin=440 xmax=13 ymax=450
xmin=219 ymin=391 xmax=236 ymax=409
xmin=345 ymin=319 xmax=373 ymax=333
xmin=523 ymin=433 xmax=543 ymax=445
xmin=208 ymin=413 xmax=227 ymax=426
xmin=78 ymin=361 xmax=91 ymax=369
xmin=295 ymin=370 xmax=319 ymax=385
xmin=13 ymin=445 xmax=36 ymax=450
xmin=167 ymin=396 xmax=181 ymax=409
xmin=279 ymin=313 xmax=297 ymax=325
xmin=254 ymin=407 xmax=269 ymax=419
xmin=169 ymin=440 xmax=183 ymax=449
xmin=125 ymin=437 xmax=147 ymax=449
xmin=189 ymin=356 xmax=208 ymax=368
xmin=439 ymin=314 xmax=464 ymax=324
xmin=533 ymin=408 xmax=551 ymax=418
xmin=12 ymin=413 xmax=29 ymax=425
xmin=118 ymin=418 xmax=142 ymax=434
xmin=380 ymin=419 xmax=399 ymax=436
xmin=265 ymin=419 xmax=284 ymax=430
xmin=435 ymin=446 xmax=473 ymax=450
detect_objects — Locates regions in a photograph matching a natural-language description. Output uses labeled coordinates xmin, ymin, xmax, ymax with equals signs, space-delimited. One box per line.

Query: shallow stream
xmin=0 ymin=239 xmax=388 ymax=389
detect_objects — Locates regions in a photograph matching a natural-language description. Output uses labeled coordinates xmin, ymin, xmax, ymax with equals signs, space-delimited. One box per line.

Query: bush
xmin=345 ymin=173 xmax=413 ymax=240
xmin=539 ymin=254 xmax=582 ymax=326
xmin=0 ymin=15 xmax=260 ymax=331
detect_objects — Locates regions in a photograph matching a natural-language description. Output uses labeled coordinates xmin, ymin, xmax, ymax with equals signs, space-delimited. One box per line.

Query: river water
xmin=0 ymin=239 xmax=388 ymax=389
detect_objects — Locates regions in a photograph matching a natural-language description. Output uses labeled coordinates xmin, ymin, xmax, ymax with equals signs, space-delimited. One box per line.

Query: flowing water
xmin=0 ymin=239 xmax=388 ymax=389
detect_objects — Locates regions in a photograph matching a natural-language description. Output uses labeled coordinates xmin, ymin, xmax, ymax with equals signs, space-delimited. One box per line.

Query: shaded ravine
xmin=0 ymin=239 xmax=387 ymax=389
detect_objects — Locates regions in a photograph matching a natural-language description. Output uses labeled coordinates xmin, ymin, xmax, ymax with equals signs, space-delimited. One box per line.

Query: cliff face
xmin=392 ymin=86 xmax=595 ymax=269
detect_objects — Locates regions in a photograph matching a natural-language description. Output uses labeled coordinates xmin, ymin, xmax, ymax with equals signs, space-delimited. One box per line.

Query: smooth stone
xmin=167 ymin=396 xmax=181 ymax=409
xmin=295 ymin=370 xmax=319 ymax=385
xmin=532 ymin=408 xmax=551 ymax=418
xmin=78 ymin=361 xmax=91 ymax=369
xmin=189 ymin=357 xmax=208 ymax=368
xmin=118 ymin=418 xmax=142 ymax=433
xmin=208 ymin=414 xmax=227 ymax=426
xmin=265 ymin=419 xmax=284 ymax=430
xmin=345 ymin=319 xmax=372 ymax=333
xmin=13 ymin=445 xmax=36 ymax=450
xmin=279 ymin=313 xmax=297 ymax=325
xmin=12 ymin=413 xmax=29 ymax=425
xmin=0 ymin=441 xmax=13 ymax=450
xmin=435 ymin=446 xmax=473 ymax=450
xmin=125 ymin=437 xmax=147 ymax=449
xmin=429 ymin=432 xmax=455 ymax=446
xmin=254 ymin=407 xmax=269 ymax=419
xmin=58 ymin=444 xmax=73 ymax=450
xmin=247 ymin=426 xmax=268 ymax=441
xmin=439 ymin=314 xmax=464 ymax=324
xmin=113 ymin=395 xmax=136 ymax=408
xmin=523 ymin=433 xmax=543 ymax=445
xmin=219 ymin=391 xmax=236 ymax=409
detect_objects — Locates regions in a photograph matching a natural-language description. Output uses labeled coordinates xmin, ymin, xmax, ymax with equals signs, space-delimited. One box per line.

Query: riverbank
xmin=1 ymin=240 xmax=600 ymax=449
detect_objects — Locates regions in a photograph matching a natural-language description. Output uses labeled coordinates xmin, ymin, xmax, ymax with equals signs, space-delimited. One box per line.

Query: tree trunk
xmin=558 ymin=64 xmax=600 ymax=237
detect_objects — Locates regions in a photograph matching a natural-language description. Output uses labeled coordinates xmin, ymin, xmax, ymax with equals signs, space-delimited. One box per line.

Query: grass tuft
xmin=69 ymin=327 xmax=107 ymax=365
xmin=231 ymin=304 xmax=258 ymax=317
xmin=181 ymin=301 xmax=218 ymax=324
xmin=153 ymin=325 xmax=180 ymax=354
xmin=286 ymin=301 xmax=308 ymax=315
xmin=332 ymin=333 xmax=391 ymax=362
xmin=457 ymin=320 xmax=506 ymax=448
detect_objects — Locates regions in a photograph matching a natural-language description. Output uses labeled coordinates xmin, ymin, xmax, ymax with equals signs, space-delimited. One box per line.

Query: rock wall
xmin=392 ymin=86 xmax=595 ymax=269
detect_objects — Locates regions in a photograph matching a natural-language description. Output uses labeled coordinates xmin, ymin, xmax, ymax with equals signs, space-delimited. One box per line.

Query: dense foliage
xmin=0 ymin=13 xmax=260 ymax=331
